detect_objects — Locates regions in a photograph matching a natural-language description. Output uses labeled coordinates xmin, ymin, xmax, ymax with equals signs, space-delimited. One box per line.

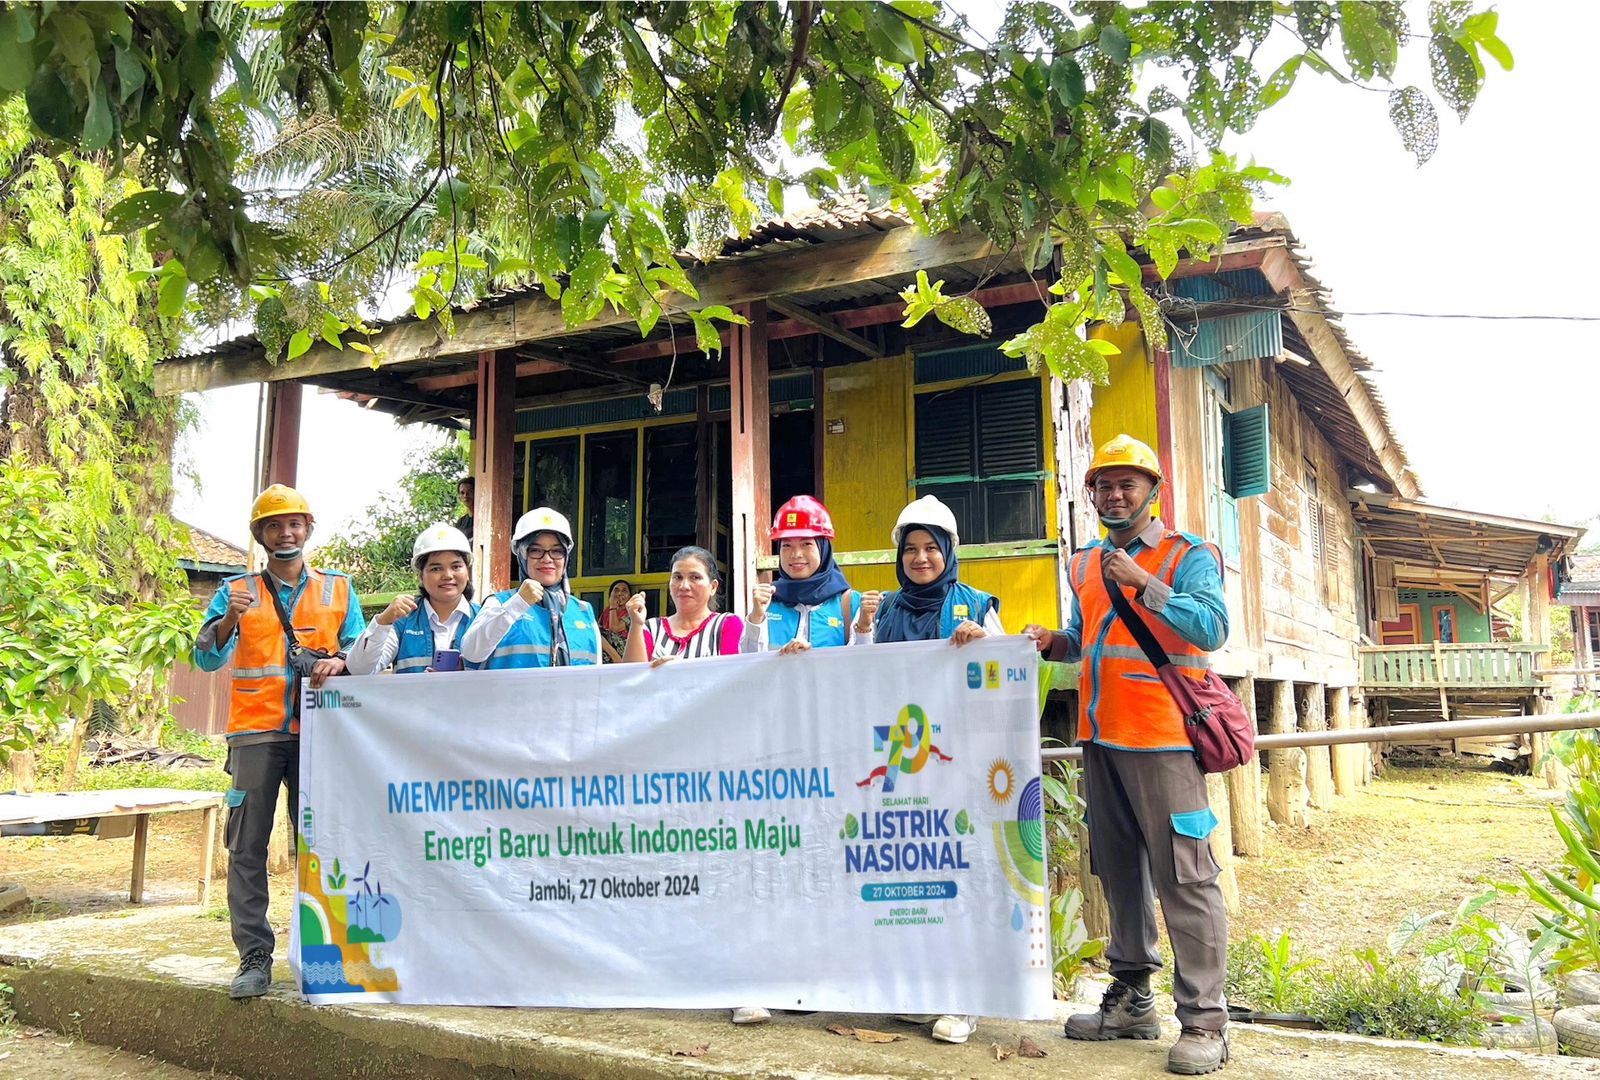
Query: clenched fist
xmin=376 ymin=593 xmax=417 ymax=626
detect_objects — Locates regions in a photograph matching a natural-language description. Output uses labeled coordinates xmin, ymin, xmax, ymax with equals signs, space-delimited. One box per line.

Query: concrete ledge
xmin=1 ymin=908 xmax=1591 ymax=1080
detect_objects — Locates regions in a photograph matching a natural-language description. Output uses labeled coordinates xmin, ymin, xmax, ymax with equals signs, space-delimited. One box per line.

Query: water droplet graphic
xmin=1011 ymin=903 xmax=1024 ymax=931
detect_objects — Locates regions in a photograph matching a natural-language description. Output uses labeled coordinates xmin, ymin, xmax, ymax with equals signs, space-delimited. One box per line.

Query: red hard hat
xmin=771 ymin=495 xmax=835 ymax=540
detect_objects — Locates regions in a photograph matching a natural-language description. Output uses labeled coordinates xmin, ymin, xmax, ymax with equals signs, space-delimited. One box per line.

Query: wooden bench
xmin=0 ymin=788 xmax=226 ymax=905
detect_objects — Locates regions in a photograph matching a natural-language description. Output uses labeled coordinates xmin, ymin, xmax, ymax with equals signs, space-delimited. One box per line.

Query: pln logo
xmin=857 ymin=703 xmax=952 ymax=793
xmin=967 ymin=661 xmax=1003 ymax=690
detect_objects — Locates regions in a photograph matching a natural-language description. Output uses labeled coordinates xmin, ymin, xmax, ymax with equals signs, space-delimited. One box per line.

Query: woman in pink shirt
xmin=623 ymin=546 xmax=750 ymax=663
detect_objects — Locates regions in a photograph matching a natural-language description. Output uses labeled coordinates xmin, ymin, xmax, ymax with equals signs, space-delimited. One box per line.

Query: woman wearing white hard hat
xmin=347 ymin=524 xmax=479 ymax=675
xmin=460 ymin=507 xmax=601 ymax=669
xmin=863 ymin=493 xmax=1000 ymax=1046
xmin=867 ymin=494 xmax=1003 ymax=648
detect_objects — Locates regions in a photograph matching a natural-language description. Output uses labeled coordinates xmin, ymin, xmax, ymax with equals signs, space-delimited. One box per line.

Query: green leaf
xmin=157 ymin=268 xmax=189 ymax=318
xmin=114 ymin=45 xmax=145 ymax=102
xmin=0 ymin=17 xmax=32 ymax=93
xmin=104 ymin=191 xmax=182 ymax=234
xmin=1050 ymin=56 xmax=1085 ymax=108
xmin=1097 ymin=24 xmax=1130 ymax=65
xmin=1387 ymin=85 xmax=1438 ymax=166
xmin=81 ymin=82 xmax=112 ymax=151
xmin=1260 ymin=54 xmax=1304 ymax=108
xmin=1339 ymin=1 xmax=1398 ymax=81
xmin=1099 ymin=241 xmax=1143 ymax=287
xmin=25 ymin=66 xmax=78 ymax=139
xmin=865 ymin=3 xmax=917 ymax=65
xmin=286 ymin=330 xmax=313 ymax=360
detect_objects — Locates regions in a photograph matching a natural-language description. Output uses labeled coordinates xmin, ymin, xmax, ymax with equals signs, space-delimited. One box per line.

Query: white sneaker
xmin=930 ymin=1014 xmax=977 ymax=1044
xmin=731 ymin=1006 xmax=771 ymax=1025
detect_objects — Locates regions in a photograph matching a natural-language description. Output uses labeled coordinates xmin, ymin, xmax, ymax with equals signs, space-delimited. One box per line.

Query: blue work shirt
xmin=1045 ymin=518 xmax=1228 ymax=664
xmin=192 ymin=566 xmax=366 ymax=671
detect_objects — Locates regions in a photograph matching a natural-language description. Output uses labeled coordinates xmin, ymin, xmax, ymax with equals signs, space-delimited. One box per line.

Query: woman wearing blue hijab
xmin=746 ymin=495 xmax=879 ymax=653
xmin=870 ymin=494 xmax=1002 ymax=648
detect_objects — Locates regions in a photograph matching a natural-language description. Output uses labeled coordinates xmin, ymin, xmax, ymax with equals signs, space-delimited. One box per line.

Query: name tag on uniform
xmin=575 ymin=620 xmax=588 ymax=629
xmin=953 ymin=604 xmax=969 ymax=618
xmin=827 ymin=616 xmax=841 ymax=628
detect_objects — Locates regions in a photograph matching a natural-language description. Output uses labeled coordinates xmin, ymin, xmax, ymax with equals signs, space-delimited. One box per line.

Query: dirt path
xmin=0 ymin=1029 xmax=240 ymax=1080
xmin=1229 ymin=756 xmax=1565 ymax=960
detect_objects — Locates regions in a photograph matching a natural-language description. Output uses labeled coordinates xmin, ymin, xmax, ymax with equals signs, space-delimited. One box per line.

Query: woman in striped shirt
xmin=623 ymin=546 xmax=755 ymax=663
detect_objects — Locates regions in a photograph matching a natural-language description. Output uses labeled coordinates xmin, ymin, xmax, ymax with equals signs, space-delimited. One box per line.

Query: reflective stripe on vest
xmin=481 ymin=593 xmax=601 ymax=670
xmin=769 ymin=591 xmax=855 ymax=649
xmin=878 ymin=583 xmax=998 ymax=640
xmin=225 ymin=569 xmax=352 ymax=739
xmin=390 ymin=602 xmax=477 ymax=675
xmin=1071 ymin=536 xmax=1215 ymax=751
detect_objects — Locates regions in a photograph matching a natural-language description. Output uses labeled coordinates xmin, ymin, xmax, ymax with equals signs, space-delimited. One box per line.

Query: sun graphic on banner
xmin=987 ymin=758 xmax=1016 ymax=805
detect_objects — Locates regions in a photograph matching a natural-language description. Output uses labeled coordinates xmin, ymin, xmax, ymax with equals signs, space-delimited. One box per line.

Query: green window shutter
xmin=1224 ymin=404 xmax=1271 ymax=498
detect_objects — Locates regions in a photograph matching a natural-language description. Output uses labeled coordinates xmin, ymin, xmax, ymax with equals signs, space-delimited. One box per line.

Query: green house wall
xmin=1397 ymin=589 xmax=1491 ymax=644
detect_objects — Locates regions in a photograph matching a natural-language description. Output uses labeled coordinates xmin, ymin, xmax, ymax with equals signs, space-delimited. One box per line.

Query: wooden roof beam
xmin=154 ymin=225 xmax=1005 ymax=395
xmin=768 ymin=297 xmax=884 ymax=358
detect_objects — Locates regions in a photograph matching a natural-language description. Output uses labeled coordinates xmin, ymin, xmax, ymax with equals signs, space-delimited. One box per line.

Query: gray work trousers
xmin=224 ymin=740 xmax=299 ymax=959
xmin=1082 ymin=741 xmax=1229 ymax=1031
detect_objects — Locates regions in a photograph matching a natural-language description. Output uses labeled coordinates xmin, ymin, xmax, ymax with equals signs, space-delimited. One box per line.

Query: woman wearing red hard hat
xmin=744 ymin=495 xmax=880 ymax=654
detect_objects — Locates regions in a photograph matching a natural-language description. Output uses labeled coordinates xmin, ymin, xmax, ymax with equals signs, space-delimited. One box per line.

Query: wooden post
xmin=1329 ymin=686 xmax=1357 ymax=795
xmin=1350 ymin=691 xmax=1372 ymax=786
xmin=198 ymin=805 xmax=219 ymax=906
xmin=1224 ymin=678 xmax=1263 ymax=857
xmin=727 ymin=301 xmax=771 ymax=616
xmin=1152 ymin=347 xmax=1176 ymax=530
xmin=130 ymin=813 xmax=150 ymax=903
xmin=1072 ymin=769 xmax=1110 ymax=942
xmin=474 ymin=350 xmax=517 ymax=594
xmin=1266 ymin=681 xmax=1310 ymax=827
xmin=1529 ymin=693 xmax=1553 ymax=774
xmin=262 ymin=381 xmax=302 ymax=488
xmin=61 ymin=708 xmax=90 ymax=790
xmin=1300 ymin=684 xmax=1335 ymax=808
xmin=1206 ymin=772 xmax=1240 ymax=914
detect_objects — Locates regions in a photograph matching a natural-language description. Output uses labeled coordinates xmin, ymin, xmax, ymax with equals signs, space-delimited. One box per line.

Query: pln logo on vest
xmin=302 ymin=687 xmax=362 ymax=712
xmin=856 ymin=704 xmax=952 ymax=793
xmin=965 ymin=661 xmax=1002 ymax=690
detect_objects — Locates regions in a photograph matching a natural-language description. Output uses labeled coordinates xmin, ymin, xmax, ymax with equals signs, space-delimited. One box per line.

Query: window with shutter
xmin=914 ymin=380 xmax=1046 ymax=544
xmin=1223 ymin=404 xmax=1271 ymax=498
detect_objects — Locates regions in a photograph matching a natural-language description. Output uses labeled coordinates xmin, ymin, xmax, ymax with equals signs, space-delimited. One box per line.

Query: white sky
xmin=173 ymin=0 xmax=1600 ymax=553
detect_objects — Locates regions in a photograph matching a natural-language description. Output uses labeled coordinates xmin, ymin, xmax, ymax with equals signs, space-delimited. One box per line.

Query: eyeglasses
xmin=525 ymin=547 xmax=566 ymax=563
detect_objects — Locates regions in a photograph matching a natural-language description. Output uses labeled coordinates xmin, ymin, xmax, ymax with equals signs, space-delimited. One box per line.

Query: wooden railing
xmin=1359 ymin=642 xmax=1546 ymax=689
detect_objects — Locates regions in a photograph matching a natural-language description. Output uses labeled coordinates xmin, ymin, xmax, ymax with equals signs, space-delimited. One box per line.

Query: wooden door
xmin=1379 ymin=604 xmax=1422 ymax=645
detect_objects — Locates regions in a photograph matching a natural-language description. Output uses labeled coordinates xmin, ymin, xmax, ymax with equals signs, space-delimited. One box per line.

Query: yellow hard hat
xmin=1085 ymin=435 xmax=1163 ymax=487
xmin=250 ymin=484 xmax=314 ymax=527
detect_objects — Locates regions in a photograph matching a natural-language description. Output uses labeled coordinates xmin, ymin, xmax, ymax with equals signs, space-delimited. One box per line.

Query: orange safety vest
xmin=1068 ymin=534 xmax=1220 ymax=751
xmin=223 ymin=569 xmax=352 ymax=738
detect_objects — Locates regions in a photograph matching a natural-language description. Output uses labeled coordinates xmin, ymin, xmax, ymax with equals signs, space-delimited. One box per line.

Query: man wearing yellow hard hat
xmin=1022 ymin=436 xmax=1233 ymax=1075
xmin=191 ymin=485 xmax=366 ymax=999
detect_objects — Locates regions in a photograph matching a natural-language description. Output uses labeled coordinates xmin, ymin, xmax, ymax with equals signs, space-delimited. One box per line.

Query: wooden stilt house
xmin=157 ymin=198 xmax=1584 ymax=850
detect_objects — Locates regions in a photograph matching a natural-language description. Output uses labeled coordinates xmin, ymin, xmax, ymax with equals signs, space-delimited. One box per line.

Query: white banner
xmin=291 ymin=637 xmax=1052 ymax=1018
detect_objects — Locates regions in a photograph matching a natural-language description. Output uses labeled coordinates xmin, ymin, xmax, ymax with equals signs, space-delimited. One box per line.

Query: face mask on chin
xmin=1096 ymin=483 xmax=1160 ymax=532
xmin=269 ymin=547 xmax=302 ymax=561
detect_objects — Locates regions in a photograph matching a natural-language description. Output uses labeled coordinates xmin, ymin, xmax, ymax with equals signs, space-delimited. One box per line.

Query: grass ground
xmin=1228 ymin=754 xmax=1565 ymax=961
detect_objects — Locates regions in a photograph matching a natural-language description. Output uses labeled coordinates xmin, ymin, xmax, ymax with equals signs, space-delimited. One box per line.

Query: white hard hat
xmin=892 ymin=494 xmax=960 ymax=549
xmin=412 ymin=524 xmax=472 ymax=569
xmin=512 ymin=507 xmax=573 ymax=550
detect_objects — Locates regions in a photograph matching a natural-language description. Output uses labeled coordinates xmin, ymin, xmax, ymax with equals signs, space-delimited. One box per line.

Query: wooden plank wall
xmin=1166 ymin=356 xmax=1362 ymax=686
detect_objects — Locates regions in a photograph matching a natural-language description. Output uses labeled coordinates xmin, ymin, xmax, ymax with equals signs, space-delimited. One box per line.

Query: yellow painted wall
xmin=821 ymin=356 xmax=914 ymax=552
xmin=819 ymin=355 xmax=1061 ymax=633
xmin=1089 ymin=322 xmax=1157 ymax=452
